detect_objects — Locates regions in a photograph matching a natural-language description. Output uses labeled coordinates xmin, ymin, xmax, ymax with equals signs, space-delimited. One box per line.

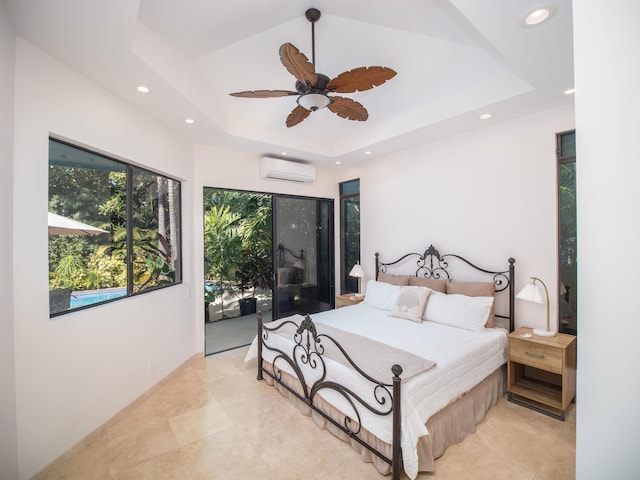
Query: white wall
xmin=339 ymin=105 xmax=574 ymax=332
xmin=12 ymin=39 xmax=197 ymax=479
xmin=574 ymin=1 xmax=640 ymax=478
xmin=0 ymin=2 xmax=18 ymax=479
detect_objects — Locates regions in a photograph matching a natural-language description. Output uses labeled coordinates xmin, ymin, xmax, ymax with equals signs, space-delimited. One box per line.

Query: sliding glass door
xmin=272 ymin=195 xmax=334 ymax=320
xmin=203 ymin=189 xmax=334 ymax=354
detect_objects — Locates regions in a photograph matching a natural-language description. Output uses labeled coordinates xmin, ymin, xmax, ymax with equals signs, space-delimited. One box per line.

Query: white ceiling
xmin=4 ymin=0 xmax=574 ymax=165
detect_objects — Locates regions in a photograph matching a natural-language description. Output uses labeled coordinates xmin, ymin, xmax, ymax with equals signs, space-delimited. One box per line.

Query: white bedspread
xmin=245 ymin=303 xmax=507 ymax=479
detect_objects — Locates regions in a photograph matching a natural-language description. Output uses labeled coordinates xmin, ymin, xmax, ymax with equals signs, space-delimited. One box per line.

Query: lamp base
xmin=533 ymin=328 xmax=556 ymax=337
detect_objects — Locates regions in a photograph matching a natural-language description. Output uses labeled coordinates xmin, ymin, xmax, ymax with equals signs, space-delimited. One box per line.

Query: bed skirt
xmin=261 ymin=360 xmax=505 ymax=476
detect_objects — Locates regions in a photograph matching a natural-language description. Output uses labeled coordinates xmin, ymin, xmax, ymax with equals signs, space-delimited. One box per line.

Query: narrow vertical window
xmin=557 ymin=130 xmax=577 ymax=335
xmin=340 ymin=179 xmax=360 ymax=294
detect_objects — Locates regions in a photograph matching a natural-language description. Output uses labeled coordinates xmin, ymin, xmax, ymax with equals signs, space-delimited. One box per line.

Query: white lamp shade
xmin=297 ymin=93 xmax=331 ymax=111
xmin=516 ymin=282 xmax=545 ymax=304
xmin=349 ymin=263 xmax=364 ymax=278
xmin=516 ymin=277 xmax=555 ymax=337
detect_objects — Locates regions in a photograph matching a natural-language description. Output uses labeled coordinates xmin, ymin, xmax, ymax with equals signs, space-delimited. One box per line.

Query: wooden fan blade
xmin=327 ymin=96 xmax=369 ymax=122
xmin=279 ymin=43 xmax=318 ymax=86
xmin=327 ymin=66 xmax=397 ymax=93
xmin=286 ymin=105 xmax=311 ymax=128
xmin=230 ymin=90 xmax=298 ymax=98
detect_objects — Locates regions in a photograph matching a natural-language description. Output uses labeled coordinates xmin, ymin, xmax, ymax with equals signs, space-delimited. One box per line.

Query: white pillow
xmin=388 ymin=286 xmax=432 ymax=323
xmin=363 ymin=280 xmax=401 ymax=311
xmin=424 ymin=291 xmax=494 ymax=332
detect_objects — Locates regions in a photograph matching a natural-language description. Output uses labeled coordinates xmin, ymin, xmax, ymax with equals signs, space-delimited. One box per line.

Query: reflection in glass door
xmin=273 ymin=196 xmax=334 ymax=320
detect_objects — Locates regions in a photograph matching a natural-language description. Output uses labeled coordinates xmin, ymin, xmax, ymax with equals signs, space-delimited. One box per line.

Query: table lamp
xmin=516 ymin=276 xmax=556 ymax=337
xmin=349 ymin=261 xmax=365 ymax=295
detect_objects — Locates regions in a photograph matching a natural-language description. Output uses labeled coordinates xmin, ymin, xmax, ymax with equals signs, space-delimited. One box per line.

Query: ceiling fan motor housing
xmin=295 ymin=73 xmax=330 ymax=95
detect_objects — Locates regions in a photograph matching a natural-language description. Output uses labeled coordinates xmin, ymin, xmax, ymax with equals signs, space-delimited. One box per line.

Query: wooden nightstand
xmin=508 ymin=327 xmax=576 ymax=420
xmin=335 ymin=293 xmax=364 ymax=308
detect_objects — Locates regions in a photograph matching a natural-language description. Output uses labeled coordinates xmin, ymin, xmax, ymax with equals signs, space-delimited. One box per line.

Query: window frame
xmin=556 ymin=129 xmax=577 ymax=335
xmin=339 ymin=178 xmax=361 ymax=295
xmin=48 ymin=137 xmax=183 ymax=317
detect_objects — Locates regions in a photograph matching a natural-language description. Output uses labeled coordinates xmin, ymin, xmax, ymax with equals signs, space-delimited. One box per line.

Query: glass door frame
xmin=271 ymin=193 xmax=335 ymax=321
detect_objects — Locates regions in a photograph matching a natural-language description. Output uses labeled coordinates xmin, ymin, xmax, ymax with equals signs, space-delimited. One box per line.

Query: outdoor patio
xmin=205 ymin=287 xmax=273 ymax=354
xmin=205 ymin=309 xmax=273 ymax=355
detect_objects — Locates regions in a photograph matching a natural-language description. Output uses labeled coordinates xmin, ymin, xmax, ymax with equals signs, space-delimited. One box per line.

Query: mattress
xmin=245 ymin=303 xmax=507 ymax=478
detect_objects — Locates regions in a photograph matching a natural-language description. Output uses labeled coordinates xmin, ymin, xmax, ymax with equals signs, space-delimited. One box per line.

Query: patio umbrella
xmin=48 ymin=212 xmax=108 ymax=235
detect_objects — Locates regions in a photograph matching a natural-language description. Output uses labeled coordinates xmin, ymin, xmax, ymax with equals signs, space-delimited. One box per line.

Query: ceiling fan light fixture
xmin=297 ymin=93 xmax=331 ymax=112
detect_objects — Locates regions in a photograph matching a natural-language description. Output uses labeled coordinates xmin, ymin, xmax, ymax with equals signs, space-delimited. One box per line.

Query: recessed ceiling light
xmin=184 ymin=118 xmax=195 ymax=124
xmin=136 ymin=85 xmax=151 ymax=94
xmin=281 ymin=152 xmax=288 ymax=156
xmin=479 ymin=113 xmax=493 ymax=120
xmin=564 ymin=88 xmax=576 ymax=95
xmin=522 ymin=6 xmax=556 ymax=27
xmin=335 ymin=161 xmax=342 ymax=165
xmin=364 ymin=151 xmax=372 ymax=155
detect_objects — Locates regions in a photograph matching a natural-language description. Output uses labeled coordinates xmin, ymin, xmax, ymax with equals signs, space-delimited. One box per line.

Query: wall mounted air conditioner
xmin=260 ymin=156 xmax=316 ymax=183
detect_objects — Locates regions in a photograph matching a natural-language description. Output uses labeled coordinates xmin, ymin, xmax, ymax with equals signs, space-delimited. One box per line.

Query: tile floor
xmin=35 ymin=347 xmax=576 ymax=479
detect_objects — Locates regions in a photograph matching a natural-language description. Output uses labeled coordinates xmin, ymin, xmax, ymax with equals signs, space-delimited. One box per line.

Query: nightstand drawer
xmin=510 ymin=338 xmax=563 ymax=373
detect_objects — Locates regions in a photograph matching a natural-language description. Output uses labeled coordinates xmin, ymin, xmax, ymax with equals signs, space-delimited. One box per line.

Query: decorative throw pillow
xmin=446 ymin=281 xmax=496 ymax=327
xmin=425 ymin=291 xmax=494 ymax=332
xmin=388 ymin=286 xmax=432 ymax=323
xmin=377 ymin=272 xmax=411 ymax=286
xmin=409 ymin=276 xmax=448 ymax=293
xmin=363 ymin=280 xmax=402 ymax=311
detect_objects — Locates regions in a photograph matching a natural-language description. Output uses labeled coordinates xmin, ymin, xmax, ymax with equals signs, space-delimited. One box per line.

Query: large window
xmin=48 ymin=138 xmax=182 ymax=316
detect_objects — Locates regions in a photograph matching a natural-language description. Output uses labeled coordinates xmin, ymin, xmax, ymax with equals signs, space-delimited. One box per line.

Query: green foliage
xmin=85 ymin=251 xmax=126 ymax=288
xmin=48 ymin=156 xmax=180 ymax=296
xmin=52 ymin=254 xmax=85 ymax=289
xmin=237 ymin=194 xmax=272 ymax=292
xmin=204 ymin=204 xmax=242 ymax=279
xmin=203 ymin=190 xmax=272 ymax=301
xmin=49 ymin=248 xmax=126 ymax=291
xmin=559 ymin=162 xmax=577 ymax=267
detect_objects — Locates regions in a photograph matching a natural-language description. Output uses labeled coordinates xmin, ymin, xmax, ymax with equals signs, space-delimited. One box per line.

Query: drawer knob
xmin=525 ymin=351 xmax=545 ymax=359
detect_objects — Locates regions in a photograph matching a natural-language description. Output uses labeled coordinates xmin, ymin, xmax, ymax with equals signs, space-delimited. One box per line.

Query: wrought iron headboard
xmin=375 ymin=244 xmax=516 ymax=332
xmin=277 ymin=243 xmax=304 ymax=265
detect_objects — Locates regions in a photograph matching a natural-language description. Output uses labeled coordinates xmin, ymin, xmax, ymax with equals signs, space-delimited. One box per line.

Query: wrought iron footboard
xmin=257 ymin=312 xmax=403 ymax=480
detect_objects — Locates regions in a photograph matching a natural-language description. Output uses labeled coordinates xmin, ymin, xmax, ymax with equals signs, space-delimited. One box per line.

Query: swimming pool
xmin=70 ymin=288 xmax=127 ymax=308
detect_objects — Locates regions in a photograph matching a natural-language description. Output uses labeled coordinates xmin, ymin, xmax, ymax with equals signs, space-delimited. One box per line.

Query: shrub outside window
xmin=48 ymin=138 xmax=182 ymax=316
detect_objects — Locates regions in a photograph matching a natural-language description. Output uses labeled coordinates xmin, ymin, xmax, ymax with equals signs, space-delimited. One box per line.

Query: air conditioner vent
xmin=260 ymin=157 xmax=316 ymax=183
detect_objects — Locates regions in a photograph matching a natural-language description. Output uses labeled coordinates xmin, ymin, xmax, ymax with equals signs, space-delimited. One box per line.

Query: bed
xmin=245 ymin=244 xmax=515 ymax=479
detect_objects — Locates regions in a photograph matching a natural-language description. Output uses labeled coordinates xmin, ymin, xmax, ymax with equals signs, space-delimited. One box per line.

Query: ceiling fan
xmin=229 ymin=8 xmax=397 ymax=128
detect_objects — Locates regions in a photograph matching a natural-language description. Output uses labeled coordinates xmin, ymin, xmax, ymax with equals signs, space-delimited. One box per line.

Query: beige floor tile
xmin=107 ymin=404 xmax=167 ymax=442
xmin=114 ymin=450 xmax=192 ymax=480
xmin=34 ymin=346 xmax=576 ymax=480
xmin=168 ymin=399 xmax=234 ymax=447
xmin=107 ymin=421 xmax=179 ymax=476
xmin=33 ymin=435 xmax=111 ymax=480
